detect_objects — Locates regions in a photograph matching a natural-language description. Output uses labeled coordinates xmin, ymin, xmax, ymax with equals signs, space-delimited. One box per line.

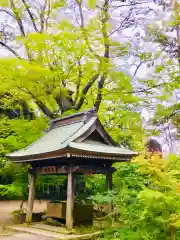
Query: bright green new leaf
xmin=0 ymin=0 xmax=9 ymax=7
xmin=87 ymin=0 xmax=96 ymax=9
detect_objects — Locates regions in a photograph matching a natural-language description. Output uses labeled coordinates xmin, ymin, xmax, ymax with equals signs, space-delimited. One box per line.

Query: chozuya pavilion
xmin=7 ymin=109 xmax=137 ymax=230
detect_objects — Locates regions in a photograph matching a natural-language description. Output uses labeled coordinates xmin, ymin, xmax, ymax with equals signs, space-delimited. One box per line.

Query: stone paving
xmin=0 ymin=233 xmax=53 ymax=240
xmin=5 ymin=225 xmax=101 ymax=240
xmin=0 ymin=201 xmax=101 ymax=240
xmin=0 ymin=228 xmax=54 ymax=240
xmin=0 ymin=200 xmax=47 ymax=227
xmin=0 ymin=201 xmax=50 ymax=240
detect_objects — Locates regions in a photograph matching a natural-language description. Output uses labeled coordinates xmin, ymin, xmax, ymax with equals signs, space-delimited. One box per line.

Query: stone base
xmin=5 ymin=224 xmax=101 ymax=240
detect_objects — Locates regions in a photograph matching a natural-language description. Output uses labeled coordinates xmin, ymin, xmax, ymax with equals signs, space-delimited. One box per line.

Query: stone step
xmin=30 ymin=223 xmax=72 ymax=234
xmin=5 ymin=225 xmax=101 ymax=240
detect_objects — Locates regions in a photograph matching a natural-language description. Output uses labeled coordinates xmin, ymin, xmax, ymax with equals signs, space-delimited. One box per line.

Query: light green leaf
xmin=52 ymin=0 xmax=65 ymax=8
xmin=87 ymin=0 xmax=96 ymax=9
xmin=0 ymin=0 xmax=9 ymax=7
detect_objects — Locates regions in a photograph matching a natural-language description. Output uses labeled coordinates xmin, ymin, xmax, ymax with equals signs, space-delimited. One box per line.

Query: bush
xmin=99 ymin=155 xmax=180 ymax=240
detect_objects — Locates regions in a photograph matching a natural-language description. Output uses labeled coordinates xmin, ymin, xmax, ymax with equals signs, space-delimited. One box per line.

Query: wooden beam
xmin=10 ymin=148 xmax=133 ymax=163
xmin=38 ymin=165 xmax=116 ymax=175
xmin=106 ymin=171 xmax=113 ymax=213
xmin=73 ymin=166 xmax=115 ymax=174
xmin=26 ymin=170 xmax=36 ymax=223
xmin=66 ymin=168 xmax=74 ymax=230
xmin=106 ymin=171 xmax=112 ymax=190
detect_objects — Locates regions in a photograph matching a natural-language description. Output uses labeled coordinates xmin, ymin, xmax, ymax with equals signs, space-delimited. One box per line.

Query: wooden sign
xmin=38 ymin=166 xmax=70 ymax=174
xmin=39 ymin=166 xmax=56 ymax=174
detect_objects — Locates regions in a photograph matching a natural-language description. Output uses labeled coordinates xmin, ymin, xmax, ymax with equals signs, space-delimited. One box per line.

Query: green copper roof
xmin=69 ymin=141 xmax=137 ymax=156
xmin=8 ymin=122 xmax=84 ymax=157
xmin=7 ymin=109 xmax=137 ymax=160
xmin=7 ymin=116 xmax=97 ymax=158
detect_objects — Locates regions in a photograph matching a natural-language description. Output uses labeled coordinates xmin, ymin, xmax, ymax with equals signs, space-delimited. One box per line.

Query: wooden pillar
xmin=106 ymin=171 xmax=113 ymax=213
xmin=26 ymin=169 xmax=36 ymax=223
xmin=66 ymin=168 xmax=74 ymax=230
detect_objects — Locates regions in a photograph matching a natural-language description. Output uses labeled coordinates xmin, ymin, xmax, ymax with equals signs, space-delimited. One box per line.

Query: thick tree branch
xmin=76 ymin=0 xmax=101 ymax=60
xmin=44 ymin=0 xmax=51 ymax=31
xmin=21 ymin=0 xmax=39 ymax=32
xmin=55 ymin=92 xmax=73 ymax=114
xmin=10 ymin=0 xmax=26 ymax=37
xmin=94 ymin=0 xmax=110 ymax=112
xmin=0 ymin=41 xmax=21 ymax=59
xmin=10 ymin=0 xmax=32 ymax=60
xmin=19 ymin=88 xmax=54 ymax=118
xmin=94 ymin=74 xmax=107 ymax=112
xmin=74 ymin=73 xmax=99 ymax=110
xmin=169 ymin=110 xmax=180 ymax=120
xmin=73 ymin=0 xmax=103 ymax=110
xmin=40 ymin=0 xmax=48 ymax=33
xmin=77 ymin=0 xmax=84 ymax=28
xmin=35 ymin=100 xmax=54 ymax=119
xmin=28 ymin=92 xmax=54 ymax=118
xmin=74 ymin=59 xmax=83 ymax=105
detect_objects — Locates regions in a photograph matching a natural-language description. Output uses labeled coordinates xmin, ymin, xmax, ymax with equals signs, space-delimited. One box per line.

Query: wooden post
xmin=106 ymin=171 xmax=113 ymax=213
xmin=26 ymin=169 xmax=36 ymax=223
xmin=66 ymin=168 xmax=74 ymax=230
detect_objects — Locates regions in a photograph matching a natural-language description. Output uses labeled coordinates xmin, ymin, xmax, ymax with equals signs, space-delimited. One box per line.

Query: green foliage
xmin=87 ymin=0 xmax=96 ymax=9
xmin=0 ymin=117 xmax=48 ymax=157
xmin=11 ymin=208 xmax=26 ymax=215
xmin=0 ymin=117 xmax=47 ymax=199
xmin=85 ymin=174 xmax=106 ymax=195
xmin=144 ymin=1 xmax=180 ymax=132
xmin=98 ymin=155 xmax=180 ymax=240
xmin=0 ymin=0 xmax=9 ymax=7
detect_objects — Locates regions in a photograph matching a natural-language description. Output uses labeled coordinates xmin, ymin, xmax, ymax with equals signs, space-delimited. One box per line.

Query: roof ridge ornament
xmin=50 ymin=108 xmax=97 ymax=125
